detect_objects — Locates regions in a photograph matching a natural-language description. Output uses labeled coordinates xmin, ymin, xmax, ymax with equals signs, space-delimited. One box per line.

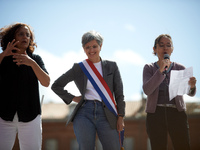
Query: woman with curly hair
xmin=0 ymin=23 xmax=50 ymax=150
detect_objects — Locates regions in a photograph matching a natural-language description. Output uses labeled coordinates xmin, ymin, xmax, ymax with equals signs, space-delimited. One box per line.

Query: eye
xmin=18 ymin=32 xmax=24 ymax=36
xmin=85 ymin=46 xmax=90 ymax=50
xmin=26 ymin=33 xmax=30 ymax=37
xmin=93 ymin=45 xmax=97 ymax=48
xmin=167 ymin=44 xmax=171 ymax=47
xmin=159 ymin=44 xmax=164 ymax=47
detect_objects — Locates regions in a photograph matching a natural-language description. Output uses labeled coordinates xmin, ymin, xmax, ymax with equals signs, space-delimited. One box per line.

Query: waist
xmin=157 ymin=104 xmax=176 ymax=108
xmin=84 ymin=99 xmax=102 ymax=104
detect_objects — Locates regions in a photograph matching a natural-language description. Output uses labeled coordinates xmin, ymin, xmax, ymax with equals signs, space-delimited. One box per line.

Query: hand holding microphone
xmin=160 ymin=53 xmax=170 ymax=74
xmin=164 ymin=54 xmax=170 ymax=70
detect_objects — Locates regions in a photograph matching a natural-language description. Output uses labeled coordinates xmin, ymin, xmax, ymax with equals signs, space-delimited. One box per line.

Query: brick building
xmin=13 ymin=98 xmax=200 ymax=150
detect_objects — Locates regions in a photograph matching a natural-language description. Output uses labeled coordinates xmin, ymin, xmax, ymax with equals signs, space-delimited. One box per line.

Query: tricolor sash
xmin=79 ymin=59 xmax=118 ymax=116
xmin=79 ymin=59 xmax=125 ymax=149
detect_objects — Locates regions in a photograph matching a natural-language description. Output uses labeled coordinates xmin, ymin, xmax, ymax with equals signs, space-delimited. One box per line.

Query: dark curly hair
xmin=0 ymin=22 xmax=37 ymax=53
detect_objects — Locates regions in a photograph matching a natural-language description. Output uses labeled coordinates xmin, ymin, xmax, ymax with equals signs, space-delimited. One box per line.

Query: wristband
xmin=189 ymin=87 xmax=195 ymax=93
xmin=118 ymin=114 xmax=124 ymax=117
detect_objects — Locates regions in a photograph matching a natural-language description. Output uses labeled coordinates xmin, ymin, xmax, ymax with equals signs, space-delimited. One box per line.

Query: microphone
xmin=164 ymin=54 xmax=170 ymax=73
xmin=164 ymin=53 xmax=170 ymax=60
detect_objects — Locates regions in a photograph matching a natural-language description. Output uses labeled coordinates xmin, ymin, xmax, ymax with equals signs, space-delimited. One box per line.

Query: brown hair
xmin=0 ymin=22 xmax=37 ymax=53
xmin=153 ymin=34 xmax=173 ymax=55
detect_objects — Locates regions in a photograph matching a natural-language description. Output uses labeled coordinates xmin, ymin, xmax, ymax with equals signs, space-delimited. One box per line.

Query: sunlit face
xmin=153 ymin=37 xmax=173 ymax=61
xmin=15 ymin=26 xmax=31 ymax=51
xmin=83 ymin=40 xmax=102 ymax=63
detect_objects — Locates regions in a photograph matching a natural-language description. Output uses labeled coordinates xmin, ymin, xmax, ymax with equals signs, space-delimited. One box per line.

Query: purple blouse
xmin=143 ymin=62 xmax=196 ymax=113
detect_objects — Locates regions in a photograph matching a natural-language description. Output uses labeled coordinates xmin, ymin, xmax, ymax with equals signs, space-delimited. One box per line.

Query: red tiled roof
xmin=41 ymin=101 xmax=200 ymax=120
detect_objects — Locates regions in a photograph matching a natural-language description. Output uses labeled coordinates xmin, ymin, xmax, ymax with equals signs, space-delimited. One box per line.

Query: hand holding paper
xmin=169 ymin=67 xmax=193 ymax=100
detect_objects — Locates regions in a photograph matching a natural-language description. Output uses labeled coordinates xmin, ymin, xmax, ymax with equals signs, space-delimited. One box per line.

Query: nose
xmin=22 ymin=33 xmax=30 ymax=39
xmin=24 ymin=34 xmax=29 ymax=38
xmin=163 ymin=45 xmax=168 ymax=49
xmin=88 ymin=47 xmax=94 ymax=51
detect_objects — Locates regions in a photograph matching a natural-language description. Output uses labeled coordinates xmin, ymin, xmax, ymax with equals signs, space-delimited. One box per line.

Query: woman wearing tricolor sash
xmin=51 ymin=31 xmax=125 ymax=150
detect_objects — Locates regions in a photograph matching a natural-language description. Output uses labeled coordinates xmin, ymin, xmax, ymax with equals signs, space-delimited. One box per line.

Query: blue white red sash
xmin=79 ymin=59 xmax=124 ymax=149
xmin=79 ymin=59 xmax=118 ymax=116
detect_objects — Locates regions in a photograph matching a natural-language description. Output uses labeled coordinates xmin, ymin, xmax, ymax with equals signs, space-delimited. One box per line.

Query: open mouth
xmin=89 ymin=52 xmax=96 ymax=56
xmin=20 ymin=41 xmax=28 ymax=45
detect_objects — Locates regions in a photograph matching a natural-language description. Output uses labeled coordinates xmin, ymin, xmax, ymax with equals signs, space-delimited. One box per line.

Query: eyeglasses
xmin=158 ymin=44 xmax=172 ymax=48
xmin=85 ymin=45 xmax=98 ymax=50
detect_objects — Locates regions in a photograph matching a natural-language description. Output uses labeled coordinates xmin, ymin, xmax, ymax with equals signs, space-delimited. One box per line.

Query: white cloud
xmin=184 ymin=95 xmax=200 ymax=103
xmin=37 ymin=48 xmax=84 ymax=103
xmin=124 ymin=24 xmax=136 ymax=32
xmin=113 ymin=49 xmax=146 ymax=66
xmin=37 ymin=48 xmax=85 ymax=80
xmin=129 ymin=93 xmax=142 ymax=101
xmin=36 ymin=48 xmax=146 ymax=103
xmin=35 ymin=48 xmax=200 ymax=104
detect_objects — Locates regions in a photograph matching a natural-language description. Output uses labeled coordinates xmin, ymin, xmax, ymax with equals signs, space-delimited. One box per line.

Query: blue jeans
xmin=73 ymin=100 xmax=120 ymax=150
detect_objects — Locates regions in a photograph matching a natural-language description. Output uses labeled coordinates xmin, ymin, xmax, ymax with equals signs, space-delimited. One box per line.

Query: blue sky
xmin=1 ymin=0 xmax=200 ymax=103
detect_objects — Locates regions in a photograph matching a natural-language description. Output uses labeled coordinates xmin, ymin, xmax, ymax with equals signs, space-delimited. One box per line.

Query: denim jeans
xmin=146 ymin=106 xmax=190 ymax=150
xmin=73 ymin=100 xmax=120 ymax=150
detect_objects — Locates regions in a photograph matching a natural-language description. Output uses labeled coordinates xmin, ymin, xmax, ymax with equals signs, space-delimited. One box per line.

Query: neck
xmin=17 ymin=49 xmax=26 ymax=54
xmin=88 ymin=57 xmax=101 ymax=63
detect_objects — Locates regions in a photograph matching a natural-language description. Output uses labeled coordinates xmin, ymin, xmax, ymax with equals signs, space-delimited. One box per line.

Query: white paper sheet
xmin=169 ymin=67 xmax=193 ymax=100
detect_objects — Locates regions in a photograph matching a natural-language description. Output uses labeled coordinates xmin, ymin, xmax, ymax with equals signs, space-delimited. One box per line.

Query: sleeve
xmin=113 ymin=62 xmax=125 ymax=117
xmin=51 ymin=64 xmax=76 ymax=104
xmin=142 ymin=64 xmax=165 ymax=96
xmin=33 ymin=54 xmax=49 ymax=74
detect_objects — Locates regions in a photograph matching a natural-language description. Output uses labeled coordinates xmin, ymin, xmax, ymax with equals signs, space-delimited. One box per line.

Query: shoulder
xmin=102 ymin=60 xmax=117 ymax=66
xmin=72 ymin=62 xmax=84 ymax=73
xmin=172 ymin=62 xmax=185 ymax=70
xmin=143 ymin=62 xmax=156 ymax=70
xmin=73 ymin=62 xmax=81 ymax=68
xmin=102 ymin=60 xmax=119 ymax=71
xmin=144 ymin=62 xmax=155 ymax=67
xmin=28 ymin=52 xmax=42 ymax=61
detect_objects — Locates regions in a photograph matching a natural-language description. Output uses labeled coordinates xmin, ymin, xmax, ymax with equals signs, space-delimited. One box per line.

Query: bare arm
xmin=30 ymin=60 xmax=50 ymax=87
xmin=13 ymin=52 xmax=50 ymax=87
